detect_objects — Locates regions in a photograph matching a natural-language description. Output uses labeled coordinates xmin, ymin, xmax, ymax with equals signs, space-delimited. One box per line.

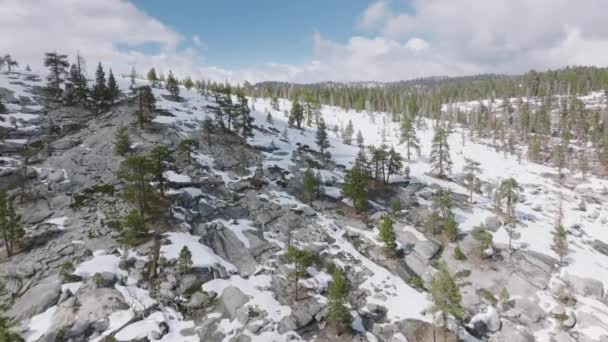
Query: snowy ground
xmin=17 ymin=72 xmax=608 ymax=341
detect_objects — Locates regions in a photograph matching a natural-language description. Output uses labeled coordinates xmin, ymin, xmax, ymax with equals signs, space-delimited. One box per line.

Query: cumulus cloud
xmin=1 ymin=0 xmax=607 ymax=83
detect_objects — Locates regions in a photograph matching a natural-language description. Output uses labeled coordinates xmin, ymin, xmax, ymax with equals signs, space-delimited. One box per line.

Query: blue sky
xmin=131 ymin=0 xmax=377 ymax=68
xmin=4 ymin=0 xmax=608 ymax=83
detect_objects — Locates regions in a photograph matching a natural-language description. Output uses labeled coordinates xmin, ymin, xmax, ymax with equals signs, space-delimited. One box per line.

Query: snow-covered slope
xmin=4 ymin=70 xmax=608 ymax=342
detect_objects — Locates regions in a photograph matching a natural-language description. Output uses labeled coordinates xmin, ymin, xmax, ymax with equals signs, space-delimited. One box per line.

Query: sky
xmin=1 ymin=0 xmax=608 ymax=83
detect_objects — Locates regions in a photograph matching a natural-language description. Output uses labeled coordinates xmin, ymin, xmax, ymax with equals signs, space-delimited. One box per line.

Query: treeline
xmin=244 ymin=66 xmax=608 ymax=115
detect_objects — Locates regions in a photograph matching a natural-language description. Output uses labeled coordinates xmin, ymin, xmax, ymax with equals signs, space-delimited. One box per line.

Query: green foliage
xmin=114 ymin=126 xmax=130 ymax=156
xmin=59 ymin=260 xmax=77 ymax=283
xmin=302 ymin=168 xmax=318 ymax=204
xmin=391 ymin=198 xmax=402 ymax=214
xmin=92 ymin=62 xmax=107 ymax=108
xmin=408 ymin=275 xmax=424 ymax=290
xmin=289 ymin=101 xmax=304 ymax=129
xmin=179 ymin=139 xmax=199 ymax=164
xmin=343 ymin=120 xmax=354 ymax=145
xmin=182 ymin=76 xmax=194 ymax=90
xmin=400 ymin=116 xmax=420 ymax=160
xmin=69 ymin=184 xmax=116 ymax=210
xmin=0 ymin=190 xmax=23 ymax=257
xmin=315 ymin=118 xmax=331 ymax=155
xmin=147 ymin=68 xmax=158 ymax=84
xmin=343 ymin=167 xmax=369 ymax=213
xmin=463 ymin=158 xmax=482 ymax=202
xmin=135 ymin=85 xmax=156 ymax=129
xmin=117 ymin=155 xmax=156 ymax=217
xmin=430 ymin=126 xmax=452 ymax=178
xmin=553 ymin=223 xmax=568 ymax=264
xmin=107 ymin=69 xmax=120 ymax=104
xmin=178 ymin=246 xmax=193 ymax=274
xmin=429 ymin=261 xmax=464 ymax=324
xmin=327 ymin=268 xmax=352 ymax=335
xmin=498 ymin=178 xmax=521 ymax=219
xmin=121 ymin=209 xmax=146 ymax=246
xmin=92 ymin=273 xmax=104 ymax=287
xmin=165 ymin=70 xmax=180 ymax=99
xmin=453 ymin=245 xmax=466 ymax=260
xmin=443 ymin=214 xmax=459 ymax=242
xmin=378 ymin=215 xmax=397 ymax=254
xmin=471 ymin=225 xmax=493 ymax=254
xmin=0 ymin=315 xmax=22 ymax=342
xmin=148 ymin=145 xmax=173 ymax=197
xmin=44 ymin=51 xmax=70 ymax=94
xmin=285 ymin=245 xmax=315 ymax=301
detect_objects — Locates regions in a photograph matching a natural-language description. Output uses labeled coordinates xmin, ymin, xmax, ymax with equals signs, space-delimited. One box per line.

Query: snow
xmin=25 ymin=306 xmax=57 ymax=342
xmin=73 ymin=252 xmax=127 ymax=278
xmin=212 ymin=219 xmax=256 ymax=248
xmin=203 ymin=275 xmax=292 ymax=322
xmin=161 ymin=232 xmax=237 ymax=272
xmin=164 ymin=170 xmax=192 ymax=183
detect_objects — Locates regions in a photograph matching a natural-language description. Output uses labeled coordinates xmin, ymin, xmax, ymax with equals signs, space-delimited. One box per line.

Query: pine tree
xmin=498 ymin=178 xmax=521 ymax=220
xmin=69 ymin=53 xmax=87 ymax=100
xmin=463 ymin=158 xmax=481 ymax=203
xmin=3 ymin=54 xmax=18 ymax=73
xmin=235 ymin=90 xmax=254 ymax=138
xmin=443 ymin=215 xmax=459 ymax=242
xmin=0 ymin=190 xmax=23 ymax=257
xmin=379 ymin=215 xmax=397 ymax=254
xmin=179 ymin=139 xmax=198 ymax=164
xmin=107 ymin=69 xmax=120 ymax=105
xmin=327 ymin=268 xmax=352 ymax=335
xmin=201 ymin=117 xmax=215 ymax=146
xmin=165 ymin=71 xmax=180 ymax=99
xmin=400 ymin=116 xmax=420 ymax=160
xmin=285 ymin=245 xmax=314 ymax=301
xmin=343 ymin=120 xmax=354 ymax=145
xmin=129 ymin=66 xmax=137 ymax=88
xmin=289 ymin=101 xmax=304 ymax=129
xmin=553 ymin=223 xmax=567 ymax=265
xmin=121 ymin=209 xmax=146 ymax=245
xmin=114 ymin=126 xmax=130 ymax=156
xmin=117 ymin=155 xmax=156 ymax=218
xmin=135 ymin=86 xmax=156 ymax=129
xmin=471 ymin=225 xmax=493 ymax=256
xmin=429 ymin=262 xmax=464 ymax=342
xmin=430 ymin=127 xmax=452 ymax=178
xmin=302 ymin=168 xmax=318 ymax=204
xmin=182 ymin=76 xmax=194 ymax=90
xmin=385 ymin=148 xmax=403 ymax=184
xmin=315 ymin=118 xmax=331 ymax=156
xmin=147 ymin=68 xmax=158 ymax=86
xmin=343 ymin=167 xmax=369 ymax=213
xmin=356 ymin=130 xmax=364 ymax=149
xmin=43 ymin=51 xmax=70 ymax=95
xmin=271 ymin=96 xmax=280 ymax=111
xmin=148 ymin=145 xmax=173 ymax=197
xmin=266 ymin=112 xmax=273 ymax=124
xmin=92 ymin=62 xmax=107 ymax=108
xmin=178 ymin=246 xmax=193 ymax=274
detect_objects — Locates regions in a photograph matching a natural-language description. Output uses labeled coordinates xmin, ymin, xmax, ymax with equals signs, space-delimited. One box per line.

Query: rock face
xmin=219 ymin=286 xmax=249 ymax=319
xmin=197 ymin=222 xmax=258 ymax=275
xmin=35 ymin=280 xmax=130 ymax=341
xmin=563 ymin=273 xmax=604 ymax=299
xmin=9 ymin=274 xmax=61 ymax=321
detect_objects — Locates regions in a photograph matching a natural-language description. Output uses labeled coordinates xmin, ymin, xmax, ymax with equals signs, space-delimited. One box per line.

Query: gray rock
xmin=563 ymin=273 xmax=604 ymax=299
xmin=506 ymin=298 xmax=545 ymax=324
xmin=592 ymin=239 xmax=608 ymax=257
xmin=200 ymin=223 xmax=258 ymax=275
xmin=9 ymin=275 xmax=61 ymax=321
xmin=219 ymin=286 xmax=249 ymax=319
xmin=179 ymin=274 xmax=202 ymax=294
xmin=50 ymin=138 xmax=80 ymax=150
xmin=186 ymin=291 xmax=211 ymax=308
xmin=489 ymin=322 xmax=535 ymax=342
xmin=484 ymin=216 xmax=502 ymax=232
xmin=413 ymin=239 xmax=440 ymax=260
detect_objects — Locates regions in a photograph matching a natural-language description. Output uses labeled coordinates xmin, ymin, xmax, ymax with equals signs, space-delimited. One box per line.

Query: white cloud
xmin=357 ymin=1 xmax=391 ymax=30
xmin=1 ymin=0 xmax=608 ymax=84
